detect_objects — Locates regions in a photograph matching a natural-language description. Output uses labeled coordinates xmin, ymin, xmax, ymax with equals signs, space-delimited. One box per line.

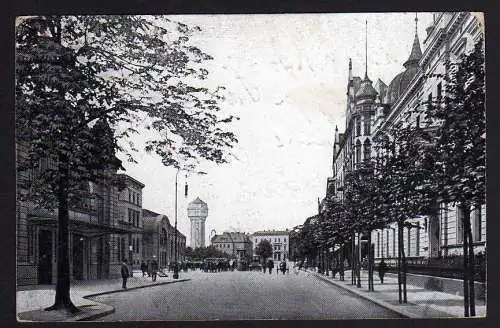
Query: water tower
xmin=187 ymin=197 xmax=208 ymax=248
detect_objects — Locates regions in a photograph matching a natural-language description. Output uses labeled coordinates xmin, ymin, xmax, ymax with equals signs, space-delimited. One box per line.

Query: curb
xmin=18 ymin=278 xmax=191 ymax=322
xmin=83 ymin=279 xmax=191 ymax=298
xmin=77 ymin=278 xmax=191 ymax=321
xmin=76 ymin=304 xmax=115 ymax=322
xmin=308 ymin=270 xmax=418 ymax=318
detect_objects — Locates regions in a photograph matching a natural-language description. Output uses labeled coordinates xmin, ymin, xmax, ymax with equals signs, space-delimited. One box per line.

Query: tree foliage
xmin=255 ymin=239 xmax=273 ymax=260
xmin=423 ymin=39 xmax=485 ymax=207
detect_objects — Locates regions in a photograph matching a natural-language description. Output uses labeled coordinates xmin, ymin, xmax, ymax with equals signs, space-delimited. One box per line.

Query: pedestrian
xmin=121 ymin=258 xmax=130 ymax=289
xmin=140 ymin=261 xmax=147 ymax=277
xmin=267 ymin=259 xmax=274 ymax=274
xmin=279 ymin=259 xmax=287 ymax=275
xmin=151 ymin=259 xmax=158 ymax=282
xmin=378 ymin=259 xmax=388 ymax=284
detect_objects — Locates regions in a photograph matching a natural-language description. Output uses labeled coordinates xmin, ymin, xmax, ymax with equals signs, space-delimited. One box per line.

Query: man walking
xmin=267 ymin=259 xmax=274 ymax=274
xmin=121 ymin=259 xmax=130 ymax=289
xmin=279 ymin=259 xmax=287 ymax=275
xmin=151 ymin=259 xmax=158 ymax=282
xmin=378 ymin=259 xmax=388 ymax=284
xmin=140 ymin=261 xmax=147 ymax=277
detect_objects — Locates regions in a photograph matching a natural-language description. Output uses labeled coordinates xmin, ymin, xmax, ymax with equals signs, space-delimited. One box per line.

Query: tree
xmin=423 ymin=39 xmax=485 ymax=317
xmin=375 ymin=126 xmax=436 ymax=303
xmin=255 ymin=239 xmax=273 ymax=263
xmin=16 ymin=16 xmax=238 ymax=312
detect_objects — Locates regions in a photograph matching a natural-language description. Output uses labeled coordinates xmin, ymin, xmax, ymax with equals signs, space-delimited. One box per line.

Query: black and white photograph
xmin=14 ymin=12 xmax=486 ymax=321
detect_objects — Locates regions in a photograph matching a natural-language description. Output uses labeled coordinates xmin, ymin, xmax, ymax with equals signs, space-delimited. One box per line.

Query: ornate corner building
xmin=331 ymin=13 xmax=485 ymax=264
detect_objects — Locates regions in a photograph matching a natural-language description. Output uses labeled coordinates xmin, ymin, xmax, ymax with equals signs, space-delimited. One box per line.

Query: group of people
xmin=140 ymin=260 xmax=160 ymax=281
xmin=120 ymin=258 xmax=162 ymax=289
xmin=293 ymin=258 xmax=389 ymax=284
xmin=202 ymin=260 xmax=237 ymax=272
xmin=263 ymin=259 xmax=288 ymax=275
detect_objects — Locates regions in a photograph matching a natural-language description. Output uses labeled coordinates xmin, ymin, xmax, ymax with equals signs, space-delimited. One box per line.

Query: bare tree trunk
xmin=45 ymin=162 xmax=79 ymax=313
xmin=461 ymin=204 xmax=470 ymax=317
xmin=352 ymin=233 xmax=356 ymax=285
xmin=463 ymin=204 xmax=476 ymax=316
xmin=357 ymin=233 xmax=361 ymax=288
xmin=325 ymin=247 xmax=329 ymax=276
xmin=397 ymin=222 xmax=402 ymax=304
xmin=401 ymin=235 xmax=407 ymax=304
xmin=466 ymin=211 xmax=476 ymax=316
xmin=368 ymin=231 xmax=373 ymax=291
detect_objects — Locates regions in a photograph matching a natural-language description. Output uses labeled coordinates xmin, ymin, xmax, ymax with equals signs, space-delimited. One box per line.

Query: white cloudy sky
xmin=117 ymin=13 xmax=434 ymax=246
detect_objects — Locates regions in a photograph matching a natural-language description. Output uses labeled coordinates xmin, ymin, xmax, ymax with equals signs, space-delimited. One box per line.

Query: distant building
xmin=116 ymin=174 xmax=145 ymax=272
xmin=211 ymin=232 xmax=253 ymax=260
xmin=251 ymin=230 xmax=290 ymax=261
xmin=142 ymin=209 xmax=186 ymax=268
xmin=188 ymin=197 xmax=208 ymax=248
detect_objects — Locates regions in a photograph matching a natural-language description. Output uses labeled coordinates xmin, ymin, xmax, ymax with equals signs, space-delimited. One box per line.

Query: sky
xmin=117 ymin=13 xmax=434 ymax=246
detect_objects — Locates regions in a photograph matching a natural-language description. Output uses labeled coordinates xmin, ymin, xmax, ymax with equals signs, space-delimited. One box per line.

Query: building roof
xmin=142 ymin=208 xmax=160 ymax=217
xmin=355 ymin=75 xmax=378 ymax=101
xmin=384 ymin=31 xmax=422 ymax=105
xmin=190 ymin=197 xmax=206 ymax=205
xmin=116 ymin=173 xmax=145 ymax=188
xmin=403 ymin=32 xmax=423 ymax=68
xmin=252 ymin=230 xmax=289 ymax=236
xmin=211 ymin=232 xmax=252 ymax=244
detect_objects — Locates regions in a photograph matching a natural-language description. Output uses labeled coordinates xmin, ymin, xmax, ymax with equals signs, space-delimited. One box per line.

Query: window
xmin=416 ymin=115 xmax=420 ymax=128
xmin=355 ymin=140 xmax=361 ymax=163
xmin=473 ymin=205 xmax=482 ymax=242
xmin=437 ymin=83 xmax=442 ymax=102
xmin=392 ymin=229 xmax=396 ymax=258
xmin=364 ymin=113 xmax=371 ymax=135
xmin=416 ymin=223 xmax=420 ymax=256
xmin=128 ymin=189 xmax=131 ymax=202
xmin=407 ymin=227 xmax=411 ymax=256
xmin=386 ymin=230 xmax=389 ymax=258
xmin=363 ymin=139 xmax=371 ymax=162
xmin=356 ymin=117 xmax=361 ymax=136
xmin=456 ymin=207 xmax=463 ymax=244
xmin=442 ymin=203 xmax=449 ymax=248
xmin=377 ymin=231 xmax=380 ymax=257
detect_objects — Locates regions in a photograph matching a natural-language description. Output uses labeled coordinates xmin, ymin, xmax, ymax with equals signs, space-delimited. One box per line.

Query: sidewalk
xmin=307 ymin=268 xmax=486 ymax=318
xmin=16 ymin=270 xmax=190 ymax=322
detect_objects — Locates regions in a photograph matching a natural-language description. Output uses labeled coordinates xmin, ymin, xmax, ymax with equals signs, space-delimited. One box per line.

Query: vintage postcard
xmin=15 ymin=12 xmax=485 ymax=321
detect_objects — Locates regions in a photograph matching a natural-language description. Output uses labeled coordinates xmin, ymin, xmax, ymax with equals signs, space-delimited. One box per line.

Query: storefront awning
xmin=27 ymin=216 xmax=143 ymax=237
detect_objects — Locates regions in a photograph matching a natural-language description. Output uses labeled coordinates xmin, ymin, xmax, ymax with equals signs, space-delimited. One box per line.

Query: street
xmin=92 ymin=269 xmax=403 ymax=320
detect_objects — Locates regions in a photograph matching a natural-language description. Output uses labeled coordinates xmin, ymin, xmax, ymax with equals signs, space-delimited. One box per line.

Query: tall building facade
xmin=188 ymin=197 xmax=208 ymax=248
xmin=251 ymin=230 xmax=290 ymax=262
xmin=331 ymin=12 xmax=485 ymax=263
xmin=116 ymin=174 xmax=145 ymax=272
xmin=16 ymin=141 xmax=139 ymax=285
